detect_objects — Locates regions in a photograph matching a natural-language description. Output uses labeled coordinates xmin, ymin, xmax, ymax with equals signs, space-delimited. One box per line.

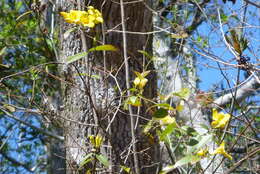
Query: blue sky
xmin=196 ymin=0 xmax=260 ymax=91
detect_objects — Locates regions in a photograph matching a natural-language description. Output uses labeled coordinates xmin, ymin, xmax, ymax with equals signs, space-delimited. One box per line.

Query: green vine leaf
xmin=66 ymin=44 xmax=117 ymax=64
xmin=173 ymin=155 xmax=201 ymax=168
xmin=153 ymin=108 xmax=168 ymax=118
xmin=66 ymin=52 xmax=88 ymax=64
xmin=88 ymin=44 xmax=118 ymax=52
xmin=96 ymin=154 xmax=110 ymax=167
xmin=79 ymin=153 xmax=93 ymax=168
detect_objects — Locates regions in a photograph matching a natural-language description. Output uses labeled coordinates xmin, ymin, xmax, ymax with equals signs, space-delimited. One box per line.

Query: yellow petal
xmin=133 ymin=77 xmax=141 ymax=87
xmin=212 ymin=142 xmax=232 ymax=160
xmin=212 ymin=108 xmax=220 ymax=120
xmin=87 ymin=6 xmax=94 ymax=9
xmin=211 ymin=109 xmax=230 ymax=129
xmin=94 ymin=9 xmax=101 ymax=15
xmin=197 ymin=147 xmax=208 ymax=157
xmin=60 ymin=12 xmax=69 ymax=18
xmin=88 ymin=15 xmax=96 ymax=22
xmin=95 ymin=17 xmax=104 ymax=23
xmin=176 ymin=102 xmax=184 ymax=112
xmin=86 ymin=21 xmax=95 ymax=28
xmin=95 ymin=135 xmax=103 ymax=148
xmin=223 ymin=151 xmax=233 ymax=160
xmin=60 ymin=12 xmax=73 ymax=23
xmin=61 ymin=7 xmax=103 ymax=27
xmin=160 ymin=115 xmax=176 ymax=125
xmin=139 ymin=78 xmax=148 ymax=88
xmin=87 ymin=9 xmax=94 ymax=15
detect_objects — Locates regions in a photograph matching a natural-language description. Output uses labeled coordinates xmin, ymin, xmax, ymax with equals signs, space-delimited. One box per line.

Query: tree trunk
xmin=56 ymin=0 xmax=158 ymax=173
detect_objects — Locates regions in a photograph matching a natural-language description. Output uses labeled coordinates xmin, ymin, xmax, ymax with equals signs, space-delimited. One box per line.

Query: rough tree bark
xmin=56 ymin=0 xmax=159 ymax=173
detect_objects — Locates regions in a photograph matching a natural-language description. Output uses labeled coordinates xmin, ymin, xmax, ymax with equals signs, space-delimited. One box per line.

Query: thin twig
xmin=0 ymin=107 xmax=64 ymax=141
xmin=224 ymin=147 xmax=260 ymax=174
xmin=120 ymin=0 xmax=140 ymax=173
xmin=243 ymin=0 xmax=260 ymax=8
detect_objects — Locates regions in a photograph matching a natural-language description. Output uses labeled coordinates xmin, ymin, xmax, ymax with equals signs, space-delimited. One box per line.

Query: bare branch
xmin=244 ymin=0 xmax=260 ymax=8
xmin=0 ymin=150 xmax=33 ymax=173
xmin=0 ymin=107 xmax=64 ymax=141
xmin=224 ymin=147 xmax=260 ymax=174
xmin=214 ymin=73 xmax=260 ymax=107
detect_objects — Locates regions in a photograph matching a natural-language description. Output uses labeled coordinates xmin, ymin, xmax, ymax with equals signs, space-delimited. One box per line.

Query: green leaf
xmin=66 ymin=45 xmax=117 ymax=64
xmin=196 ymin=134 xmax=212 ymax=149
xmin=153 ymin=108 xmax=168 ymax=118
xmin=138 ymin=50 xmax=153 ymax=59
xmin=127 ymin=96 xmax=142 ymax=107
xmin=120 ymin=165 xmax=131 ymax=173
xmin=129 ymin=88 xmax=138 ymax=92
xmin=187 ymin=138 xmax=199 ymax=146
xmin=199 ymin=124 xmax=210 ymax=131
xmin=96 ymin=154 xmax=110 ymax=167
xmin=66 ymin=52 xmax=88 ymax=64
xmin=160 ymin=165 xmax=175 ymax=174
xmin=79 ymin=153 xmax=93 ymax=168
xmin=240 ymin=37 xmax=248 ymax=52
xmin=187 ymin=134 xmax=212 ymax=154
xmin=0 ymin=47 xmax=6 ymax=56
xmin=197 ymin=36 xmax=202 ymax=43
xmin=133 ymin=71 xmax=142 ymax=78
xmin=16 ymin=10 xmax=33 ymax=21
xmin=220 ymin=13 xmax=229 ymax=23
xmin=230 ymin=29 xmax=242 ymax=55
xmin=186 ymin=127 xmax=197 ymax=136
xmin=172 ymin=88 xmax=190 ymax=99
xmin=151 ymin=103 xmax=174 ymax=111
xmin=173 ymin=155 xmax=201 ymax=168
xmin=159 ymin=123 xmax=176 ymax=142
xmin=89 ymin=44 xmax=118 ymax=52
xmin=141 ymin=70 xmax=150 ymax=77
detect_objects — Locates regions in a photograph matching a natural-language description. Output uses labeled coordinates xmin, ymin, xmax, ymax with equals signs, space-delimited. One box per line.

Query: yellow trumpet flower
xmin=60 ymin=6 xmax=103 ymax=28
xmin=89 ymin=134 xmax=103 ymax=148
xmin=133 ymin=71 xmax=150 ymax=89
xmin=133 ymin=76 xmax=148 ymax=89
xmin=212 ymin=142 xmax=232 ymax=160
xmin=211 ymin=109 xmax=231 ymax=129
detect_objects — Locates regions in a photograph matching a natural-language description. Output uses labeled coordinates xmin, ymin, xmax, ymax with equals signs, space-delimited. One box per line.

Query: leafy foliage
xmin=0 ymin=0 xmax=58 ymax=173
xmin=1 ymin=0 xmax=259 ymax=173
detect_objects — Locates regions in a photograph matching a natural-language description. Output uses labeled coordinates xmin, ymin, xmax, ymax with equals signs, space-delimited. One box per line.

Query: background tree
xmin=0 ymin=0 xmax=259 ymax=174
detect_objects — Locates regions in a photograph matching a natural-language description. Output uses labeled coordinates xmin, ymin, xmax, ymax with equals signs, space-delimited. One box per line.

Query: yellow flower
xmin=81 ymin=16 xmax=95 ymax=28
xmin=211 ymin=109 xmax=231 ymax=129
xmin=60 ymin=11 xmax=73 ymax=23
xmin=133 ymin=71 xmax=150 ymax=89
xmin=196 ymin=147 xmax=208 ymax=157
xmin=212 ymin=142 xmax=232 ymax=160
xmin=153 ymin=115 xmax=177 ymax=126
xmin=133 ymin=76 xmax=148 ymax=89
xmin=60 ymin=6 xmax=103 ymax=28
xmin=89 ymin=134 xmax=103 ymax=148
xmin=95 ymin=16 xmax=104 ymax=23
xmin=87 ymin=6 xmax=103 ymax=25
xmin=71 ymin=10 xmax=86 ymax=24
xmin=160 ymin=115 xmax=176 ymax=125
